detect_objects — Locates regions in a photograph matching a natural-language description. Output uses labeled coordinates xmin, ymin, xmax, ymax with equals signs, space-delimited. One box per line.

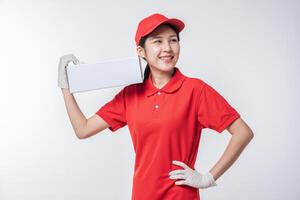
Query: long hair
xmin=138 ymin=23 xmax=181 ymax=82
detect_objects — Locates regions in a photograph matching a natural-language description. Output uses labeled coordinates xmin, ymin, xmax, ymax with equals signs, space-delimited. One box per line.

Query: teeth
xmin=160 ymin=56 xmax=173 ymax=60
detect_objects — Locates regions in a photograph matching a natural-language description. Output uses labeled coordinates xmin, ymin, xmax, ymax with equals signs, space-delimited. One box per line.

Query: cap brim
xmin=164 ymin=18 xmax=185 ymax=32
xmin=143 ymin=18 xmax=185 ymax=37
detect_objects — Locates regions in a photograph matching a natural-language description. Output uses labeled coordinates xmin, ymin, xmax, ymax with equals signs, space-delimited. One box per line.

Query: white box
xmin=66 ymin=56 xmax=144 ymax=93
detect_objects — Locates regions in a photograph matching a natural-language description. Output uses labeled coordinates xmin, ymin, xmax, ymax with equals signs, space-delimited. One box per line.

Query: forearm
xmin=209 ymin=130 xmax=254 ymax=181
xmin=61 ymin=88 xmax=87 ymax=138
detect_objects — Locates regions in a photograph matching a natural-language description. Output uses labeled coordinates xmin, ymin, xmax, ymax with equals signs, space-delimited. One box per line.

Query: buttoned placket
xmin=154 ymin=91 xmax=161 ymax=109
xmin=145 ymin=67 xmax=185 ymax=118
xmin=152 ymin=90 xmax=164 ymax=118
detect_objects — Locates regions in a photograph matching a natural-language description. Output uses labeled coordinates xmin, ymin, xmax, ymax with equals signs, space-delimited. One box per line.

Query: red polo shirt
xmin=96 ymin=67 xmax=240 ymax=200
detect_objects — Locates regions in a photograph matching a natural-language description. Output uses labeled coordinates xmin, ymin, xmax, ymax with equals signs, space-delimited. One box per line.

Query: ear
xmin=136 ymin=45 xmax=146 ymax=58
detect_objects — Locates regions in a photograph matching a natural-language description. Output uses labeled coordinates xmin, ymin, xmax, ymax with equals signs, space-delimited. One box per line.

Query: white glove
xmin=169 ymin=160 xmax=217 ymax=189
xmin=57 ymin=54 xmax=83 ymax=89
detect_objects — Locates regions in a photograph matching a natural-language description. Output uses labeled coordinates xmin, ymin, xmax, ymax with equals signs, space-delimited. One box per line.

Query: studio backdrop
xmin=0 ymin=0 xmax=299 ymax=199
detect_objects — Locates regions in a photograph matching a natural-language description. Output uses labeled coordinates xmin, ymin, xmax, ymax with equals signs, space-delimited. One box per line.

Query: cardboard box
xmin=66 ymin=56 xmax=144 ymax=93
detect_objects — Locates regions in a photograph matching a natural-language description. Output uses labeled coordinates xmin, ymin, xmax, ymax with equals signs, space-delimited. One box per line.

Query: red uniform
xmin=96 ymin=67 xmax=240 ymax=200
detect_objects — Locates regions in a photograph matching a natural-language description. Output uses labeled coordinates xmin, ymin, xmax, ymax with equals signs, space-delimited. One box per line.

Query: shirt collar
xmin=144 ymin=67 xmax=186 ymax=97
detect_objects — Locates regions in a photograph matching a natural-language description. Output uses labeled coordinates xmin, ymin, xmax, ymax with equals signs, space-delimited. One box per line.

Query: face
xmin=137 ymin=24 xmax=180 ymax=74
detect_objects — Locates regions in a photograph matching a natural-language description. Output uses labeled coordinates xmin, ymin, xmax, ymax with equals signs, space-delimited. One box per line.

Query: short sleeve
xmin=197 ymin=82 xmax=240 ymax=133
xmin=96 ymin=87 xmax=127 ymax=132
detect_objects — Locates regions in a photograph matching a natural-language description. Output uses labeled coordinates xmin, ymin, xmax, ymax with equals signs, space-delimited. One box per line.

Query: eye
xmin=154 ymin=40 xmax=161 ymax=43
xmin=171 ymin=39 xmax=178 ymax=42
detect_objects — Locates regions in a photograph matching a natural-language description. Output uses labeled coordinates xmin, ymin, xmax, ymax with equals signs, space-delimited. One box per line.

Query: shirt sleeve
xmin=96 ymin=87 xmax=127 ymax=132
xmin=197 ymin=82 xmax=240 ymax=133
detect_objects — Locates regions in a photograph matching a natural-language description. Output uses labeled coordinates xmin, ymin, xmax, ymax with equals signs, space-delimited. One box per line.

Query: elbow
xmin=250 ymin=131 xmax=254 ymax=138
xmin=248 ymin=130 xmax=254 ymax=142
xmin=75 ymin=129 xmax=87 ymax=140
xmin=76 ymin=134 xmax=85 ymax=140
xmin=243 ymin=123 xmax=254 ymax=141
xmin=75 ymin=121 xmax=88 ymax=139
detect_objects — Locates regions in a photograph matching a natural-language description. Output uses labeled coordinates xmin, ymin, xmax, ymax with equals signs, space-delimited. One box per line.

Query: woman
xmin=58 ymin=13 xmax=254 ymax=200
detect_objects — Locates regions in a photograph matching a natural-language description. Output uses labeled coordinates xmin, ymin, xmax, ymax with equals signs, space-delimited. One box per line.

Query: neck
xmin=150 ymin=68 xmax=175 ymax=89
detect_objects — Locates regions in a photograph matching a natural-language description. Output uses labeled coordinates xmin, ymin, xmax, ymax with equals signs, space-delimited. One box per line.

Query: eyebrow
xmin=149 ymin=34 xmax=177 ymax=40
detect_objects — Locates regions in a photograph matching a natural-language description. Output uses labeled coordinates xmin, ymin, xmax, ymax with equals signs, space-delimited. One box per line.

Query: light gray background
xmin=1 ymin=0 xmax=299 ymax=199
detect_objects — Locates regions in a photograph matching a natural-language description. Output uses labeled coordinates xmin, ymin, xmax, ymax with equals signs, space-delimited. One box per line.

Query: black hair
xmin=138 ymin=23 xmax=180 ymax=82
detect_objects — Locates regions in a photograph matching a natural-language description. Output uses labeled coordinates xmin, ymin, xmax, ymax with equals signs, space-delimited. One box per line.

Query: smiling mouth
xmin=160 ymin=56 xmax=174 ymax=61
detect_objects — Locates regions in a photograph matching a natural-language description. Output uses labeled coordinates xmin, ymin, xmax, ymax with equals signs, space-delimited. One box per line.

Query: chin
xmin=159 ymin=62 xmax=176 ymax=69
xmin=157 ymin=65 xmax=175 ymax=72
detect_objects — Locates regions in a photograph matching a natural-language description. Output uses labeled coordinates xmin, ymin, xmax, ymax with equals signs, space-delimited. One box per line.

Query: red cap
xmin=135 ymin=13 xmax=185 ymax=46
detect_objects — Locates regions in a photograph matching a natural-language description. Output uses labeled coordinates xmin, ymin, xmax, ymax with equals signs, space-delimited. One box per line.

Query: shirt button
xmin=155 ymin=104 xmax=159 ymax=109
xmin=157 ymin=91 xmax=161 ymax=95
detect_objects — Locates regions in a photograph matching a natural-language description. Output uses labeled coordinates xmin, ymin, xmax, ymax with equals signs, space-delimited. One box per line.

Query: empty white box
xmin=66 ymin=56 xmax=144 ymax=93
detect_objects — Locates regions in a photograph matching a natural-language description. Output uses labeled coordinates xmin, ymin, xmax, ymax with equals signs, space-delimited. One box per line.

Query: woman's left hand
xmin=169 ymin=160 xmax=217 ymax=189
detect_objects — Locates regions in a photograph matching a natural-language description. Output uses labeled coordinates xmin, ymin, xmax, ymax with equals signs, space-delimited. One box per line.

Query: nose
xmin=162 ymin=41 xmax=172 ymax=52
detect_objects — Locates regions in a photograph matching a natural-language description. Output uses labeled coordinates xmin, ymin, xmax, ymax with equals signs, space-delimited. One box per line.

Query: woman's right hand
xmin=57 ymin=54 xmax=81 ymax=89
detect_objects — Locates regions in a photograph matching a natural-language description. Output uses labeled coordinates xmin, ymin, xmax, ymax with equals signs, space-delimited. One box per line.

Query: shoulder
xmin=124 ymin=82 xmax=142 ymax=91
xmin=121 ymin=82 xmax=144 ymax=96
xmin=182 ymin=74 xmax=223 ymax=101
xmin=182 ymin=74 xmax=208 ymax=92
